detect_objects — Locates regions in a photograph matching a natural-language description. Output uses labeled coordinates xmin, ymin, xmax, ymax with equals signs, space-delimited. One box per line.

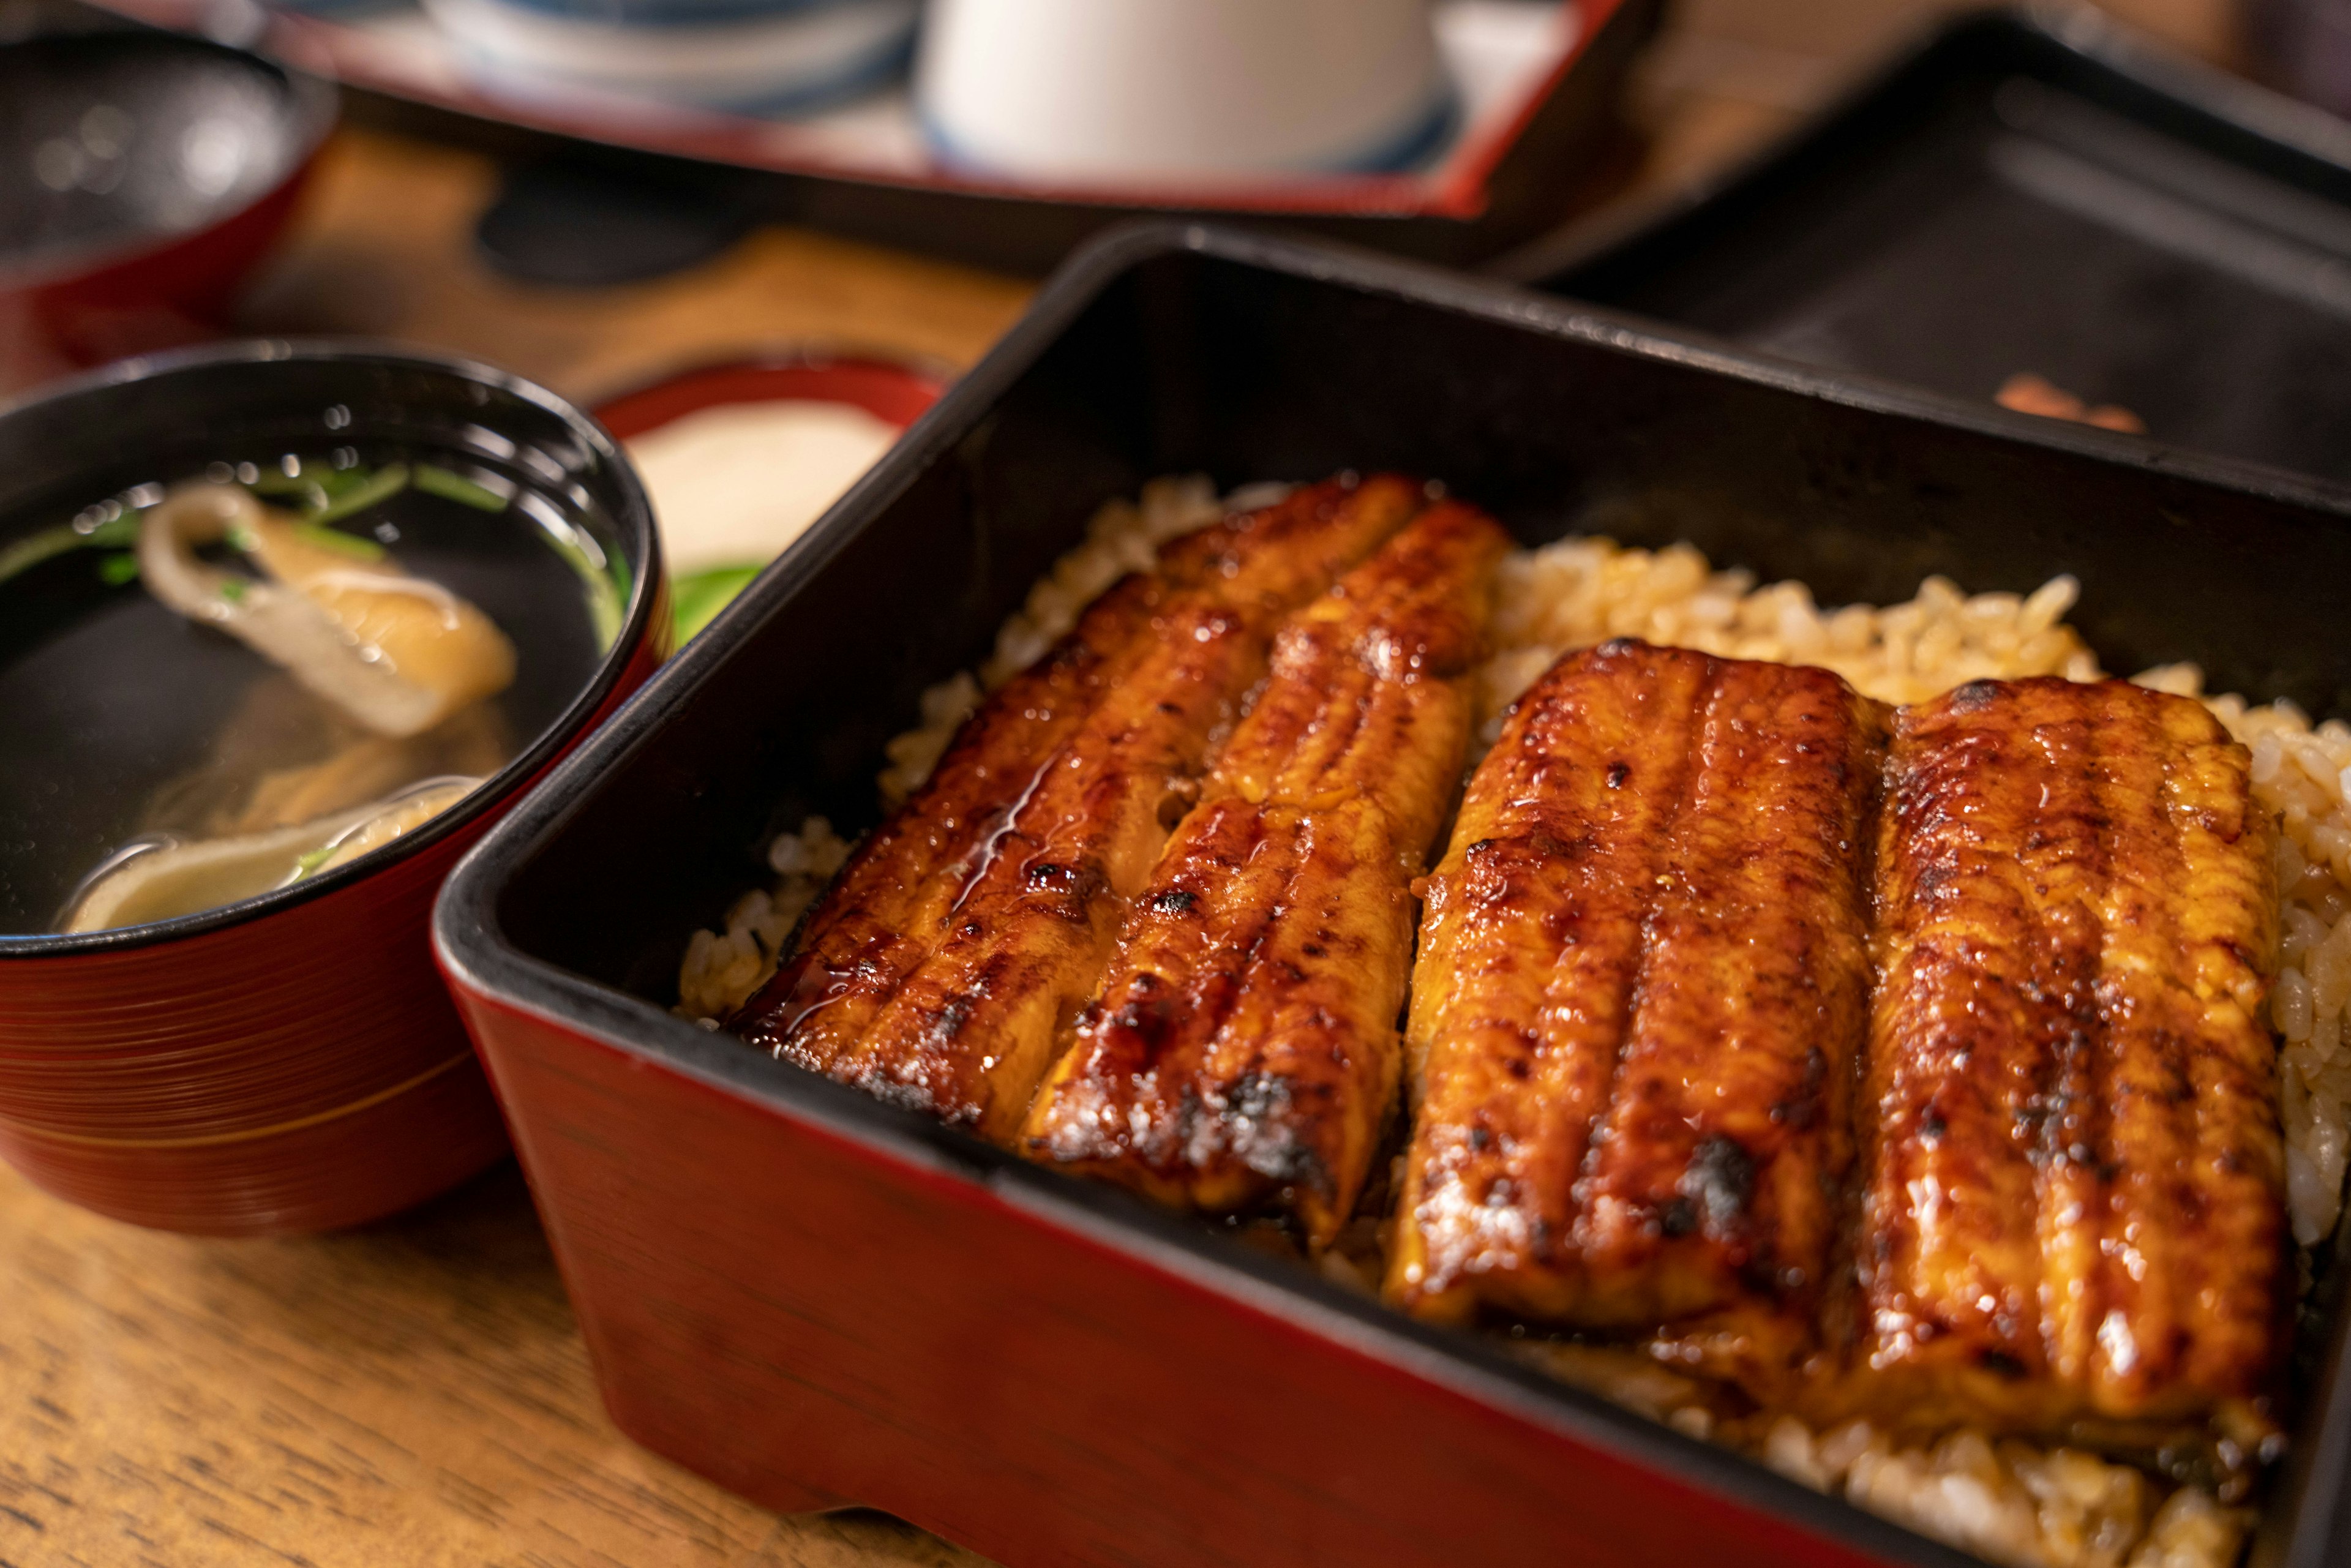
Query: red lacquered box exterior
xmin=433 ymin=227 xmax=2351 ymax=1568
xmin=452 ymin=986 xmax=1901 ymax=1568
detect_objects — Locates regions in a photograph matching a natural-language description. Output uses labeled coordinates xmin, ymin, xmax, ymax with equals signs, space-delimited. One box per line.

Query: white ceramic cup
xmin=914 ymin=0 xmax=1453 ymax=183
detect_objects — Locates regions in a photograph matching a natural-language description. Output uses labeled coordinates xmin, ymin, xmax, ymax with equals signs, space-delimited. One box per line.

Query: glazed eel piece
xmin=1387 ymin=639 xmax=1884 ymax=1369
xmin=731 ymin=475 xmax=1427 ymax=1139
xmin=1853 ymin=677 xmax=2287 ymax=1444
xmin=1021 ymin=499 xmax=1510 ymax=1249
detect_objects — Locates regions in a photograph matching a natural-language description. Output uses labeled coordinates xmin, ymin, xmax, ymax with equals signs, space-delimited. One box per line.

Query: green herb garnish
xmin=219 ymin=579 xmax=248 ymax=604
xmin=97 ymin=552 xmax=140 ymax=586
xmin=0 ymin=527 xmax=92 ymax=587
xmin=288 ymin=522 xmax=387 ymax=562
xmin=310 ymin=465 xmax=377 ymax=501
xmin=302 ymin=463 xmax=409 ymax=528
xmin=252 ymin=459 xmax=375 ymax=505
xmin=414 ymin=463 xmax=508 ymax=512
xmin=251 ymin=479 xmax=329 ymax=513
xmin=83 ymin=514 xmax=139 ymax=549
xmin=670 ymin=563 xmax=760 ymax=645
xmin=290 ymin=843 xmax=340 ymax=880
xmin=536 ymin=522 xmax=627 ymax=654
xmin=0 ymin=512 xmax=147 ymax=590
xmin=227 ymin=460 xmax=396 ymax=550
xmin=247 ymin=463 xmax=326 ymax=500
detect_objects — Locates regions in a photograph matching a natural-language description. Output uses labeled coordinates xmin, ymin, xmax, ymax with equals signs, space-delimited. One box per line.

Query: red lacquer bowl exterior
xmin=0 ymin=636 xmax=657 ymax=1235
xmin=15 ymin=162 xmax=317 ymax=371
xmin=0 ymin=342 xmax=663 ymax=1236
xmin=0 ymin=33 xmax=339 ymax=380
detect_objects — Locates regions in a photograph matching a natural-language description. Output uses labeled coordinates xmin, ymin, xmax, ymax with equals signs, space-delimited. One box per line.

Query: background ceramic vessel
xmin=0 ymin=342 xmax=663 ymax=1236
xmin=0 ymin=31 xmax=336 ymax=378
xmin=424 ymin=0 xmax=919 ymax=115
xmin=915 ymin=0 xmax=1455 ymax=182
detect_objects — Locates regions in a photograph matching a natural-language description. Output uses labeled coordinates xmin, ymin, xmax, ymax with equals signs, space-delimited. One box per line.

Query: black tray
xmin=437 ymin=223 xmax=2351 ymax=1568
xmin=1500 ymin=4 xmax=2351 ymax=488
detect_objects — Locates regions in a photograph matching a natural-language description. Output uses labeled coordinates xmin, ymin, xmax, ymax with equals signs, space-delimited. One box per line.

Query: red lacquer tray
xmin=78 ymin=0 xmax=1660 ymax=271
xmin=434 ymin=227 xmax=2351 ymax=1567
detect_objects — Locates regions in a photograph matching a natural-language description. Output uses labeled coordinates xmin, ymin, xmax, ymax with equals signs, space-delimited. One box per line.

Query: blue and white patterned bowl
xmin=424 ymin=0 xmax=917 ymax=117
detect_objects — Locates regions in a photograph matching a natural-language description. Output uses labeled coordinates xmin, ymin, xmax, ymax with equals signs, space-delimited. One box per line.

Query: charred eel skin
xmin=731 ymin=475 xmax=1425 ymax=1139
xmin=742 ymin=479 xmax=2293 ymax=1446
xmin=1851 ymin=677 xmax=2285 ymax=1442
xmin=1021 ymin=498 xmax=1509 ymax=1249
xmin=1388 ymin=639 xmax=1885 ymax=1364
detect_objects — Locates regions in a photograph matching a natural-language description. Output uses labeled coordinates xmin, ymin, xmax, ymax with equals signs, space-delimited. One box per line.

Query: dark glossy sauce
xmin=0 ymin=454 xmax=613 ymax=934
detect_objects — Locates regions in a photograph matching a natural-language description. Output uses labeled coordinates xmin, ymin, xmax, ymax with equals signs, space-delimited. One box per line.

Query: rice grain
xmin=681 ymin=490 xmax=2338 ymax=1568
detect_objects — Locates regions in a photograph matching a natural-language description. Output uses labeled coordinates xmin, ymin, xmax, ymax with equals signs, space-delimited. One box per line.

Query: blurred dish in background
xmin=423 ymin=0 xmax=917 ymax=115
xmin=69 ymin=0 xmax=1643 ymax=273
xmin=0 ymin=29 xmax=335 ymax=386
xmin=596 ymin=352 xmax=943 ymax=642
xmin=1507 ymin=8 xmax=2351 ymax=488
xmin=917 ymin=0 xmax=1453 ymax=181
xmin=2247 ymin=0 xmax=2351 ymax=121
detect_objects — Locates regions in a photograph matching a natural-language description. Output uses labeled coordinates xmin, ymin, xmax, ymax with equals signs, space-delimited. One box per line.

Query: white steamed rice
xmin=680 ymin=479 xmax=2348 ymax=1568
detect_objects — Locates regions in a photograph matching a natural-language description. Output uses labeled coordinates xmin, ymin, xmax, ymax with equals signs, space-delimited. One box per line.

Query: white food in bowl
xmin=624 ymin=398 xmax=899 ymax=575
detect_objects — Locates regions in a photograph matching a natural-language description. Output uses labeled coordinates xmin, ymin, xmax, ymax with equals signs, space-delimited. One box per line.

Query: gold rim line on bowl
xmin=0 ymin=1049 xmax=478 ymax=1149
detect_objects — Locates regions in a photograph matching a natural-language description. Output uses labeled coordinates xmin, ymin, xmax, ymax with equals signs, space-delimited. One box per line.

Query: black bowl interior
xmin=1513 ymin=9 xmax=2351 ymax=487
xmin=446 ymin=228 xmax=2351 ymax=1568
xmin=0 ymin=342 xmax=656 ymax=953
xmin=0 ymin=31 xmax=332 ymax=277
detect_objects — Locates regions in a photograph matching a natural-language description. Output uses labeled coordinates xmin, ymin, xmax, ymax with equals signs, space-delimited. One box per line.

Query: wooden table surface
xmin=1 ymin=1 xmax=2240 ymax=1563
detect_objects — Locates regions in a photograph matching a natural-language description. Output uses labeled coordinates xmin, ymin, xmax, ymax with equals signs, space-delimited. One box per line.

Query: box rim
xmin=433 ymin=219 xmax=2351 ymax=1568
xmin=1485 ymin=2 xmax=2351 ymax=516
xmin=1490 ymin=2 xmax=2351 ymax=293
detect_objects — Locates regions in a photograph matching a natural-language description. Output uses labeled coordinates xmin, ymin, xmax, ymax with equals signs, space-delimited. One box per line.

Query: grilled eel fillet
xmin=730 ymin=475 xmax=1427 ymax=1139
xmin=1387 ymin=639 xmax=1885 ymax=1352
xmin=1020 ymin=500 xmax=1510 ymax=1248
xmin=1854 ymin=677 xmax=2285 ymax=1441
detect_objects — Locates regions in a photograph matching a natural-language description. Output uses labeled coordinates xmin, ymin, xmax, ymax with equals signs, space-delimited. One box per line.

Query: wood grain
xmin=0 ymin=1 xmax=2237 ymax=1563
xmin=0 ymin=1160 xmax=992 ymax=1568
xmin=231 ymin=130 xmax=1037 ymax=408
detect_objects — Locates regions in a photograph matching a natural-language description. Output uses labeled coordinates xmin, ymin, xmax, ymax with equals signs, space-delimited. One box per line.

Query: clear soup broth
xmin=0 ymin=449 xmax=623 ymax=936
